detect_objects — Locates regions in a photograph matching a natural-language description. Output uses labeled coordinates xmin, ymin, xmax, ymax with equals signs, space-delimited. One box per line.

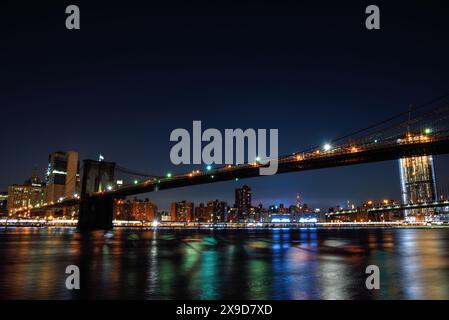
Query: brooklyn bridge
xmin=17 ymin=95 xmax=449 ymax=229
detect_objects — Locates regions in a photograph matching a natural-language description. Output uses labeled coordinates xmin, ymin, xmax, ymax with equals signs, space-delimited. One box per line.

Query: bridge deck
xmin=97 ymin=131 xmax=449 ymax=198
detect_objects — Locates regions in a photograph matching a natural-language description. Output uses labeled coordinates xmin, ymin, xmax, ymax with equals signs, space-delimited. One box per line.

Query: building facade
xmin=114 ymin=198 xmax=157 ymax=221
xmin=7 ymin=171 xmax=45 ymax=215
xmin=170 ymin=200 xmax=194 ymax=222
xmin=206 ymin=200 xmax=227 ymax=223
xmin=46 ymin=151 xmax=80 ymax=204
xmin=194 ymin=203 xmax=208 ymax=222
xmin=235 ymin=185 xmax=252 ymax=221
xmin=399 ymin=155 xmax=437 ymax=221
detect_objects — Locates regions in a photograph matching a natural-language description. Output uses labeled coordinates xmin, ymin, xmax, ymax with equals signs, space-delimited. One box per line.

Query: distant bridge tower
xmin=77 ymin=159 xmax=116 ymax=230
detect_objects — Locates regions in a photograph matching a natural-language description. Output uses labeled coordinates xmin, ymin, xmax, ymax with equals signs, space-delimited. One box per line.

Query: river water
xmin=0 ymin=227 xmax=448 ymax=300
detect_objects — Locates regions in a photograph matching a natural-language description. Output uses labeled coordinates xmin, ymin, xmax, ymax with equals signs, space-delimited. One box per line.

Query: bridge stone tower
xmin=77 ymin=159 xmax=116 ymax=230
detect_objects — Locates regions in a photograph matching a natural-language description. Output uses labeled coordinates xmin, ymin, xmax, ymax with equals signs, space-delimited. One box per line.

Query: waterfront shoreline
xmin=1 ymin=221 xmax=448 ymax=230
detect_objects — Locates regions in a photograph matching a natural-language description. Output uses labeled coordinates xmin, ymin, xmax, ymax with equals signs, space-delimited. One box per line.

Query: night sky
xmin=2 ymin=0 xmax=449 ymax=211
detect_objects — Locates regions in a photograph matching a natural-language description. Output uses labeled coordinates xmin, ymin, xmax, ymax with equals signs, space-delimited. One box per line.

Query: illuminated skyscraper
xmin=399 ymin=155 xmax=437 ymax=221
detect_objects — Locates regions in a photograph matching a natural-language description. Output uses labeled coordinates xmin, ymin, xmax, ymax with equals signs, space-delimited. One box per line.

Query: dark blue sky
xmin=1 ymin=0 xmax=449 ymax=210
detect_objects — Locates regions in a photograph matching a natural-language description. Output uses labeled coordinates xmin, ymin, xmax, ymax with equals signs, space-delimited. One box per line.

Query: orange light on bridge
xmin=350 ymin=146 xmax=358 ymax=152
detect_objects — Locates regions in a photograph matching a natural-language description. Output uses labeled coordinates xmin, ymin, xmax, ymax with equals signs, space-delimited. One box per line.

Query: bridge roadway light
xmin=167 ymin=173 xmax=172 ymax=178
xmin=206 ymin=165 xmax=212 ymax=171
xmin=134 ymin=180 xmax=138 ymax=185
xmin=323 ymin=143 xmax=331 ymax=151
xmin=425 ymin=128 xmax=432 ymax=134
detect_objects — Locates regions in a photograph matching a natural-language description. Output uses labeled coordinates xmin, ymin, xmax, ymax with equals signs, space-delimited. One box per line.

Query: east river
xmin=0 ymin=227 xmax=448 ymax=299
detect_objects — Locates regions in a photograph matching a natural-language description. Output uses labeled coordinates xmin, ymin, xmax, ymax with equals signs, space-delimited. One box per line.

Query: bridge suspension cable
xmin=115 ymin=165 xmax=164 ymax=179
xmin=296 ymin=92 xmax=449 ymax=155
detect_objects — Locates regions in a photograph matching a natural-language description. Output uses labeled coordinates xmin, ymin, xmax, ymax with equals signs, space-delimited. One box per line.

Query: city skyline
xmin=3 ymin=144 xmax=449 ymax=212
xmin=2 ymin=1 xmax=449 ymax=211
xmin=2 ymin=1 xmax=449 ymax=303
xmin=5 ymin=154 xmax=448 ymax=215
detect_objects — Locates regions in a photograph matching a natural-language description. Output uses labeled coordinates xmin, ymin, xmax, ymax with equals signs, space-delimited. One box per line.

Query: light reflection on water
xmin=0 ymin=227 xmax=449 ymax=300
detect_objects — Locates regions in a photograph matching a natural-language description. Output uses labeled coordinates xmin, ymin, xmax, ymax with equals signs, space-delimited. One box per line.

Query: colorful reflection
xmin=0 ymin=227 xmax=449 ymax=299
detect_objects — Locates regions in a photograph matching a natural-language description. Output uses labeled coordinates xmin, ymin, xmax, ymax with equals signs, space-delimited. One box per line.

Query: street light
xmin=323 ymin=143 xmax=331 ymax=151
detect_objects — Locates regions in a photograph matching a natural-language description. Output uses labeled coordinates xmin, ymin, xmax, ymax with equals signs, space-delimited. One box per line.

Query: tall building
xmin=7 ymin=170 xmax=45 ymax=215
xmin=46 ymin=151 xmax=80 ymax=203
xmin=399 ymin=155 xmax=437 ymax=221
xmin=235 ymin=185 xmax=252 ymax=221
xmin=206 ymin=200 xmax=227 ymax=223
xmin=170 ymin=200 xmax=194 ymax=222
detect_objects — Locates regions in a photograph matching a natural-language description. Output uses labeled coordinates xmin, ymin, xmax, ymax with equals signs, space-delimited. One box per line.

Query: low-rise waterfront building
xmin=170 ymin=200 xmax=194 ymax=222
xmin=114 ymin=198 xmax=157 ymax=221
